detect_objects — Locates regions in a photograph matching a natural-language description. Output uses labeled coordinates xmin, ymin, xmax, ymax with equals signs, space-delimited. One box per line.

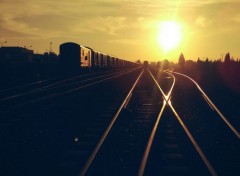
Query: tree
xmin=224 ymin=52 xmax=231 ymax=64
xmin=205 ymin=58 xmax=209 ymax=63
xmin=135 ymin=59 xmax=141 ymax=64
xmin=178 ymin=53 xmax=185 ymax=66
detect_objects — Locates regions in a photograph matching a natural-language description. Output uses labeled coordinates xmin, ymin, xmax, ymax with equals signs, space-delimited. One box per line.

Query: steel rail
xmin=0 ymin=69 xmax=130 ymax=102
xmin=139 ymin=69 xmax=217 ymax=176
xmin=138 ymin=100 xmax=167 ymax=176
xmin=138 ymin=69 xmax=175 ymax=176
xmin=64 ymin=69 xmax=138 ymax=94
xmin=168 ymin=100 xmax=218 ymax=176
xmin=30 ymin=69 xmax=130 ymax=93
xmin=0 ymin=71 xmax=97 ymax=93
xmin=79 ymin=69 xmax=144 ymax=176
xmin=163 ymin=71 xmax=217 ymax=176
xmin=0 ymin=73 xmax=69 ymax=93
xmin=171 ymin=71 xmax=240 ymax=139
xmin=0 ymin=69 xmax=139 ymax=117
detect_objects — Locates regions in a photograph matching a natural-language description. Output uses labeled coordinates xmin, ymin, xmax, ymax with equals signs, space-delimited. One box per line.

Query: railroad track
xmin=79 ymin=68 xmax=239 ymax=176
xmin=140 ymin=70 xmax=216 ymax=176
xmin=0 ymin=71 xmax=98 ymax=99
xmin=1 ymin=67 xmax=239 ymax=176
xmin=167 ymin=70 xmax=240 ymax=176
xmin=79 ymin=69 xmax=163 ymax=176
xmin=0 ymin=68 xmax=142 ymax=176
xmin=0 ymin=68 xmax=139 ymax=115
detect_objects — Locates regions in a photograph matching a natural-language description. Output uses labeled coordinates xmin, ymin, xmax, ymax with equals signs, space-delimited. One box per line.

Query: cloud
xmin=0 ymin=1 xmax=127 ymax=37
xmin=1 ymin=0 xmax=240 ymax=59
xmin=231 ymin=13 xmax=240 ymax=23
xmin=108 ymin=38 xmax=141 ymax=45
xmin=195 ymin=16 xmax=211 ymax=28
xmin=71 ymin=16 xmax=127 ymax=35
xmin=1 ymin=13 xmax=41 ymax=36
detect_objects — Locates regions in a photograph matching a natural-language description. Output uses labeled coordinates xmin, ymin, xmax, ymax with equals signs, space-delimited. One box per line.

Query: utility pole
xmin=50 ymin=42 xmax=52 ymax=53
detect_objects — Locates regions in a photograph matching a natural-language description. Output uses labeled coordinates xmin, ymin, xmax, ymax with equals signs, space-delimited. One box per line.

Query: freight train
xmin=59 ymin=42 xmax=137 ymax=69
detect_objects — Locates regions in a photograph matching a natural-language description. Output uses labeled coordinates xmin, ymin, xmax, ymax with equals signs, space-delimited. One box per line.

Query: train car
xmin=86 ymin=47 xmax=102 ymax=69
xmin=59 ymin=42 xmax=80 ymax=68
xmin=92 ymin=51 xmax=98 ymax=68
xmin=60 ymin=42 xmax=92 ymax=69
xmin=102 ymin=54 xmax=108 ymax=67
xmin=111 ymin=56 xmax=116 ymax=68
xmin=116 ymin=58 xmax=119 ymax=67
xmin=80 ymin=46 xmax=91 ymax=68
xmin=60 ymin=42 xmax=139 ymax=70
xmin=85 ymin=47 xmax=95 ymax=68
xmin=98 ymin=52 xmax=103 ymax=67
xmin=107 ymin=55 xmax=112 ymax=67
xmin=118 ymin=59 xmax=124 ymax=67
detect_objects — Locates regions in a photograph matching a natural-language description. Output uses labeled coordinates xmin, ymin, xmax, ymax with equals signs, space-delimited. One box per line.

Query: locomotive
xmin=59 ymin=42 xmax=137 ymax=69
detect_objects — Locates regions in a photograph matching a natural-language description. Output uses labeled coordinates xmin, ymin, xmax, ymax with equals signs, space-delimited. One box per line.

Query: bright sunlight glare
xmin=157 ymin=21 xmax=182 ymax=53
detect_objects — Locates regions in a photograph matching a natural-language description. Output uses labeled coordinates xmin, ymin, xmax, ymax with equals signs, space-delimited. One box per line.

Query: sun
xmin=157 ymin=21 xmax=182 ymax=52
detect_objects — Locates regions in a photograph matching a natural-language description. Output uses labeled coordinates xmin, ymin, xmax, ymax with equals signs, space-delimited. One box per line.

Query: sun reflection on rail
xmin=138 ymin=69 xmax=217 ymax=176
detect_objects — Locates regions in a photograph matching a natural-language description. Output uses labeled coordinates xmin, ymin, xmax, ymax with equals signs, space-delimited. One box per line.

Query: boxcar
xmin=102 ymin=54 xmax=108 ymax=67
xmin=60 ymin=42 xmax=138 ymax=70
xmin=80 ymin=46 xmax=91 ymax=68
xmin=59 ymin=42 xmax=80 ymax=68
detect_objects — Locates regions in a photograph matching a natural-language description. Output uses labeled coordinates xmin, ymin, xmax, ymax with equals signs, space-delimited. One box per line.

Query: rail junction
xmin=0 ymin=67 xmax=239 ymax=176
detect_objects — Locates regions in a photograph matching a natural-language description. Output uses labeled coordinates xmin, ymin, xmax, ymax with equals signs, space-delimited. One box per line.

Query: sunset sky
xmin=1 ymin=0 xmax=240 ymax=62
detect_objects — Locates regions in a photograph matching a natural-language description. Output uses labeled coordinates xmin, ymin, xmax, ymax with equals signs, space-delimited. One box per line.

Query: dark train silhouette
xmin=143 ymin=60 xmax=148 ymax=68
xmin=59 ymin=42 xmax=137 ymax=69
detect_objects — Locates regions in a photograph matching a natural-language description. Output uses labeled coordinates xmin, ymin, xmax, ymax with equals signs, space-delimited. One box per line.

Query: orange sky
xmin=1 ymin=0 xmax=240 ymax=62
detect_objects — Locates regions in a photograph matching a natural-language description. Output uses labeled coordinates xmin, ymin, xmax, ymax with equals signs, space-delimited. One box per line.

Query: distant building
xmin=0 ymin=46 xmax=34 ymax=63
